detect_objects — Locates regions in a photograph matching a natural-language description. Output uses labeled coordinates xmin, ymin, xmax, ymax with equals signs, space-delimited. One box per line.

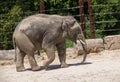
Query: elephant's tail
xmin=13 ymin=37 xmax=17 ymax=62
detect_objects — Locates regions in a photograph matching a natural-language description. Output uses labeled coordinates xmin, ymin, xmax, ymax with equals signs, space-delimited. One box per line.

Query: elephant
xmin=13 ymin=14 xmax=88 ymax=72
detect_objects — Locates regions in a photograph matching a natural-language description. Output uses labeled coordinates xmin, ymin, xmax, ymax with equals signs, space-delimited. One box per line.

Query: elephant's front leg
xmin=43 ymin=48 xmax=55 ymax=69
xmin=56 ymin=42 xmax=68 ymax=68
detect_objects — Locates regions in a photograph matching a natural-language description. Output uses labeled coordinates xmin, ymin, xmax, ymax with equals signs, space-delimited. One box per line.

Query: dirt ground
xmin=0 ymin=49 xmax=120 ymax=82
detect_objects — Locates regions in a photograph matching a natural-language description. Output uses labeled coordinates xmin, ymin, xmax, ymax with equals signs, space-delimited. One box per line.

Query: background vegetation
xmin=0 ymin=0 xmax=120 ymax=49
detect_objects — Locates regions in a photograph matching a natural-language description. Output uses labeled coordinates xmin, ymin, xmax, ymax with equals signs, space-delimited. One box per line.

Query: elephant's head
xmin=62 ymin=16 xmax=88 ymax=63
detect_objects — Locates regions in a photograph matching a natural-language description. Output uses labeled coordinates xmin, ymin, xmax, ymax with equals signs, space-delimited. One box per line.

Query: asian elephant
xmin=13 ymin=14 xmax=88 ymax=72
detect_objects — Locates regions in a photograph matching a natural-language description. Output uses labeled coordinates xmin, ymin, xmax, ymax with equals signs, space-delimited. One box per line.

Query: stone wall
xmin=74 ymin=39 xmax=105 ymax=55
xmin=104 ymin=35 xmax=120 ymax=50
xmin=0 ymin=50 xmax=15 ymax=60
xmin=74 ymin=35 xmax=120 ymax=55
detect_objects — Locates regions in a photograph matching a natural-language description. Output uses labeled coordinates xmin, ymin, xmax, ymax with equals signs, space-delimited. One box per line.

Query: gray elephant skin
xmin=13 ymin=14 xmax=88 ymax=72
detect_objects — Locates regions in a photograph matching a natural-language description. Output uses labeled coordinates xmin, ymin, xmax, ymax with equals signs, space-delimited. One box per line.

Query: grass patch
xmin=66 ymin=39 xmax=73 ymax=48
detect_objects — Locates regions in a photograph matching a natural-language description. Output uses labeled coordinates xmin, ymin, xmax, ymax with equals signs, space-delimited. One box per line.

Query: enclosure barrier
xmin=0 ymin=1 xmax=120 ymax=50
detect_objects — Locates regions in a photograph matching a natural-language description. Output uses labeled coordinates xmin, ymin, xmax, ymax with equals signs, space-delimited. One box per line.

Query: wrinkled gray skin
xmin=13 ymin=14 xmax=87 ymax=72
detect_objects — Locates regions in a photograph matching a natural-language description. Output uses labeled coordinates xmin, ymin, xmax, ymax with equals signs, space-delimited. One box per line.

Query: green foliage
xmin=92 ymin=0 xmax=120 ymax=38
xmin=66 ymin=39 xmax=73 ymax=48
xmin=43 ymin=0 xmax=78 ymax=15
xmin=0 ymin=0 xmax=37 ymax=50
xmin=2 ymin=5 xmax=22 ymax=49
xmin=0 ymin=0 xmax=120 ymax=49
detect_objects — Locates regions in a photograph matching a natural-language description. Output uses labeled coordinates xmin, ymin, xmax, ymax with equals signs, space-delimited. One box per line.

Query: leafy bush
xmin=0 ymin=0 xmax=36 ymax=50
xmin=92 ymin=0 xmax=120 ymax=38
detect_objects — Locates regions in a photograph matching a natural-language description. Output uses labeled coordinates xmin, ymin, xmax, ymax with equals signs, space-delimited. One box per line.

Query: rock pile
xmin=74 ymin=35 xmax=120 ymax=55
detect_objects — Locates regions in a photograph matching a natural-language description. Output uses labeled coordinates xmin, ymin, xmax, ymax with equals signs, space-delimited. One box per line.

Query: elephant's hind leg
xmin=27 ymin=52 xmax=40 ymax=71
xmin=16 ymin=47 xmax=26 ymax=72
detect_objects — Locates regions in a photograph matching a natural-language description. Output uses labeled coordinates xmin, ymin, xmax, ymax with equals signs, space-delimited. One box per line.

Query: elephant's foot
xmin=61 ymin=63 xmax=69 ymax=68
xmin=32 ymin=66 xmax=40 ymax=71
xmin=43 ymin=61 xmax=49 ymax=70
xmin=16 ymin=66 xmax=26 ymax=72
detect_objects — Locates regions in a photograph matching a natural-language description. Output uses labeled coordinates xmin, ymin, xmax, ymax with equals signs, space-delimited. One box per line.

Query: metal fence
xmin=0 ymin=1 xmax=120 ymax=50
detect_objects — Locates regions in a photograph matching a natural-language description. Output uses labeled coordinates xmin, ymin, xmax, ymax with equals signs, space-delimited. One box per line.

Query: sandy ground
xmin=0 ymin=49 xmax=120 ymax=82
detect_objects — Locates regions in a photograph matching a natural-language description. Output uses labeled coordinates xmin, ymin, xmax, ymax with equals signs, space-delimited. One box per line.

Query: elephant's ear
xmin=62 ymin=20 xmax=70 ymax=37
xmin=62 ymin=19 xmax=75 ymax=37
xmin=62 ymin=19 xmax=74 ymax=30
xmin=62 ymin=20 xmax=69 ymax=32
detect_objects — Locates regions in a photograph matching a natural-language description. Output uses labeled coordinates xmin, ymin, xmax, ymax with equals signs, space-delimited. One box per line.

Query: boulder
xmin=104 ymin=35 xmax=120 ymax=50
xmin=74 ymin=39 xmax=105 ymax=55
xmin=0 ymin=50 xmax=15 ymax=60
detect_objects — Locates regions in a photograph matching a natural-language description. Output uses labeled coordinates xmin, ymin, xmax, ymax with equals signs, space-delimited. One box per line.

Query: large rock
xmin=74 ymin=39 xmax=105 ymax=55
xmin=0 ymin=50 xmax=43 ymax=60
xmin=104 ymin=35 xmax=120 ymax=50
xmin=0 ymin=50 xmax=15 ymax=60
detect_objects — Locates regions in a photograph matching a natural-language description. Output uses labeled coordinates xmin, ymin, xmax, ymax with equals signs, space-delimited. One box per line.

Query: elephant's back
xmin=14 ymin=14 xmax=50 ymax=31
xmin=13 ymin=14 xmax=63 ymax=41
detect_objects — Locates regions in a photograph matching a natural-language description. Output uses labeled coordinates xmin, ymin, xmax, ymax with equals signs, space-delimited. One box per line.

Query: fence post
xmin=87 ymin=0 xmax=95 ymax=38
xmin=39 ymin=1 xmax=45 ymax=13
xmin=78 ymin=0 xmax=86 ymax=38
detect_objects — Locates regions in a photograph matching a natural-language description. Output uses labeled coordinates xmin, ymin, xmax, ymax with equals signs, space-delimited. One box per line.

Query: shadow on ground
xmin=26 ymin=62 xmax=92 ymax=71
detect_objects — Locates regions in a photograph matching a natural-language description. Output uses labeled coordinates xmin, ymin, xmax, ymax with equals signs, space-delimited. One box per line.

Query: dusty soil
xmin=0 ymin=49 xmax=120 ymax=82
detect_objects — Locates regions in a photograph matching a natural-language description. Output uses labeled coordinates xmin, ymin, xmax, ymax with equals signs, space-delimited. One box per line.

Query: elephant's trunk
xmin=78 ymin=34 xmax=88 ymax=63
